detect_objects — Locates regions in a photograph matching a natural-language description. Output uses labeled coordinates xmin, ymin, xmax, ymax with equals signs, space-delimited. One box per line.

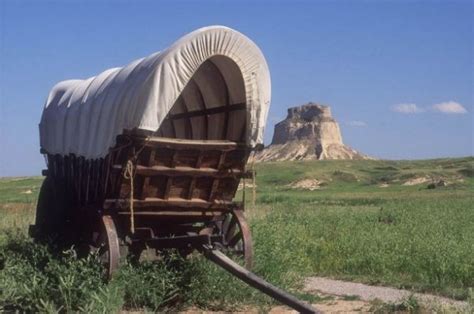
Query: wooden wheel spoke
xmin=222 ymin=214 xmax=234 ymax=234
xmin=225 ymin=222 xmax=238 ymax=241
xmin=212 ymin=209 xmax=253 ymax=269
xmin=228 ymin=230 xmax=242 ymax=247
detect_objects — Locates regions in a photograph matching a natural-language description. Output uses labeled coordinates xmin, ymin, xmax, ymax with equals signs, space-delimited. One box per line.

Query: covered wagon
xmin=32 ymin=25 xmax=316 ymax=313
xmin=33 ymin=25 xmax=270 ymax=274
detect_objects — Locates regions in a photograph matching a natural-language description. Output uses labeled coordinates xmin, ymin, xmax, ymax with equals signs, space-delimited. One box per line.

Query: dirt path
xmin=181 ymin=300 xmax=372 ymax=313
xmin=180 ymin=277 xmax=470 ymax=313
xmin=304 ymin=277 xmax=469 ymax=311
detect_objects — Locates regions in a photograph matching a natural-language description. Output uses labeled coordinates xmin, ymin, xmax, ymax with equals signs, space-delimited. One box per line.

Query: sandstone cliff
xmin=254 ymin=103 xmax=370 ymax=161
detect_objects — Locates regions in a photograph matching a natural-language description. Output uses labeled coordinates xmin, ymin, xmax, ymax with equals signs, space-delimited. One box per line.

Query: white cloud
xmin=432 ymin=101 xmax=468 ymax=114
xmin=391 ymin=103 xmax=424 ymax=114
xmin=346 ymin=120 xmax=367 ymax=127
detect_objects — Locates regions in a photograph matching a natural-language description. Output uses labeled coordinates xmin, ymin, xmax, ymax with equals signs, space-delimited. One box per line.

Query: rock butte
xmin=254 ymin=103 xmax=371 ymax=162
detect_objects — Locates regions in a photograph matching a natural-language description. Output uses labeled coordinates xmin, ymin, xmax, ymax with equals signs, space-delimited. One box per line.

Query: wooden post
xmin=252 ymin=169 xmax=256 ymax=207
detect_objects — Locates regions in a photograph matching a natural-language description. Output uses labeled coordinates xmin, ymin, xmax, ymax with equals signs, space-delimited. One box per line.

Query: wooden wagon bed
xmin=35 ymin=131 xmax=256 ymax=274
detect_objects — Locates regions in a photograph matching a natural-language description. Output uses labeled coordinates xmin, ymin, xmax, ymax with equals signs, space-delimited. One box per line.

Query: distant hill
xmin=254 ymin=103 xmax=370 ymax=162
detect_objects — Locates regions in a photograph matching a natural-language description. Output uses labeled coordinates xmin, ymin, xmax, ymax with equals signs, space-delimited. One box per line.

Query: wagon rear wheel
xmin=32 ymin=176 xmax=69 ymax=242
xmin=91 ymin=215 xmax=120 ymax=279
xmin=213 ymin=209 xmax=253 ymax=269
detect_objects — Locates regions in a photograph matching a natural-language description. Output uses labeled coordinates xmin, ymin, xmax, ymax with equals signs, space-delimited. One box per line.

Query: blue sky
xmin=0 ymin=0 xmax=472 ymax=176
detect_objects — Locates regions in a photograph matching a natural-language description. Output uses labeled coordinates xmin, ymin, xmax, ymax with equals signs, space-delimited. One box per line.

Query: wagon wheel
xmin=33 ymin=176 xmax=69 ymax=242
xmin=91 ymin=215 xmax=120 ymax=279
xmin=212 ymin=209 xmax=253 ymax=269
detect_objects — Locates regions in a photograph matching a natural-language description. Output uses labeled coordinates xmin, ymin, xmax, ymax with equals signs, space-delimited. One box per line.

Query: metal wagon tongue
xmin=200 ymin=243 xmax=319 ymax=314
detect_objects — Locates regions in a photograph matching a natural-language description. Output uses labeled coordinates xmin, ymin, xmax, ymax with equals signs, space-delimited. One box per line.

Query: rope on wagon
xmin=123 ymin=160 xmax=135 ymax=234
xmin=122 ymin=138 xmax=149 ymax=234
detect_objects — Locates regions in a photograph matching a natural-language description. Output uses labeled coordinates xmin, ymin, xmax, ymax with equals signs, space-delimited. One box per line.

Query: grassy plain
xmin=0 ymin=157 xmax=473 ymax=312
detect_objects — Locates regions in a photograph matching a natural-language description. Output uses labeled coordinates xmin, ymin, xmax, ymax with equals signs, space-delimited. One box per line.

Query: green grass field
xmin=1 ymin=157 xmax=473 ymax=312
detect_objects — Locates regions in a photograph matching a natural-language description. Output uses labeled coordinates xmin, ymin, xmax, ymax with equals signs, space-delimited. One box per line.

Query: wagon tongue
xmin=200 ymin=244 xmax=319 ymax=314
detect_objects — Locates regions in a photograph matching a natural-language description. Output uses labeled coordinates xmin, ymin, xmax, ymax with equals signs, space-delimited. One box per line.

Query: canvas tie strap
xmin=123 ymin=160 xmax=135 ymax=234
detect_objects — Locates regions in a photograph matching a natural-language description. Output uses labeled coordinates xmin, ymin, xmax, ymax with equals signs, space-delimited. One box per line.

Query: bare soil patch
xmin=179 ymin=299 xmax=372 ymax=313
xmin=402 ymin=176 xmax=431 ymax=186
xmin=287 ymin=178 xmax=324 ymax=191
xmin=304 ymin=277 xmax=468 ymax=311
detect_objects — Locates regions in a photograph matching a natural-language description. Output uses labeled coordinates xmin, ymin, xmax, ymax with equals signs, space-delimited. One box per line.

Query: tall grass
xmin=0 ymin=157 xmax=473 ymax=311
xmin=253 ymin=197 xmax=474 ymax=300
xmin=0 ymin=231 xmax=280 ymax=312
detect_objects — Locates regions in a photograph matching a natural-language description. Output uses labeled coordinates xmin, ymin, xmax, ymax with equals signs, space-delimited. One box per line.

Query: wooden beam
xmin=202 ymin=247 xmax=319 ymax=314
xmin=104 ymin=197 xmax=239 ymax=210
xmin=194 ymin=79 xmax=209 ymax=139
xmin=112 ymin=164 xmax=250 ymax=179
xmin=166 ymin=102 xmax=246 ymax=120
xmin=117 ymin=212 xmax=221 ymax=223
xmin=117 ymin=210 xmax=225 ymax=216
xmin=129 ymin=136 xmax=247 ymax=151
xmin=145 ymin=234 xmax=225 ymax=250
xmin=187 ymin=154 xmax=202 ymax=199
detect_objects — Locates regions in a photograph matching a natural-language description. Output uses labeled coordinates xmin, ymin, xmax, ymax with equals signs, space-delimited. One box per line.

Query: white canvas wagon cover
xmin=39 ymin=26 xmax=271 ymax=159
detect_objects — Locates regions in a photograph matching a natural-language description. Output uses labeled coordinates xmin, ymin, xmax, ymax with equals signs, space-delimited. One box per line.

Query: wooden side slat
xmin=126 ymin=136 xmax=247 ymax=151
xmin=117 ymin=211 xmax=225 ymax=216
xmin=104 ymin=197 xmax=238 ymax=210
xmin=150 ymin=138 xmax=242 ymax=150
xmin=111 ymin=164 xmax=250 ymax=178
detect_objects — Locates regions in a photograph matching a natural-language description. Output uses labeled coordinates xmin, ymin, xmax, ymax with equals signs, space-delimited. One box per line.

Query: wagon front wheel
xmin=92 ymin=215 xmax=120 ymax=279
xmin=215 ymin=209 xmax=253 ymax=269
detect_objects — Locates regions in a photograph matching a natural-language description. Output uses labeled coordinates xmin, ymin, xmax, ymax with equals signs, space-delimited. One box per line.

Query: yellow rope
xmin=123 ymin=160 xmax=135 ymax=234
xmin=121 ymin=137 xmax=149 ymax=235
